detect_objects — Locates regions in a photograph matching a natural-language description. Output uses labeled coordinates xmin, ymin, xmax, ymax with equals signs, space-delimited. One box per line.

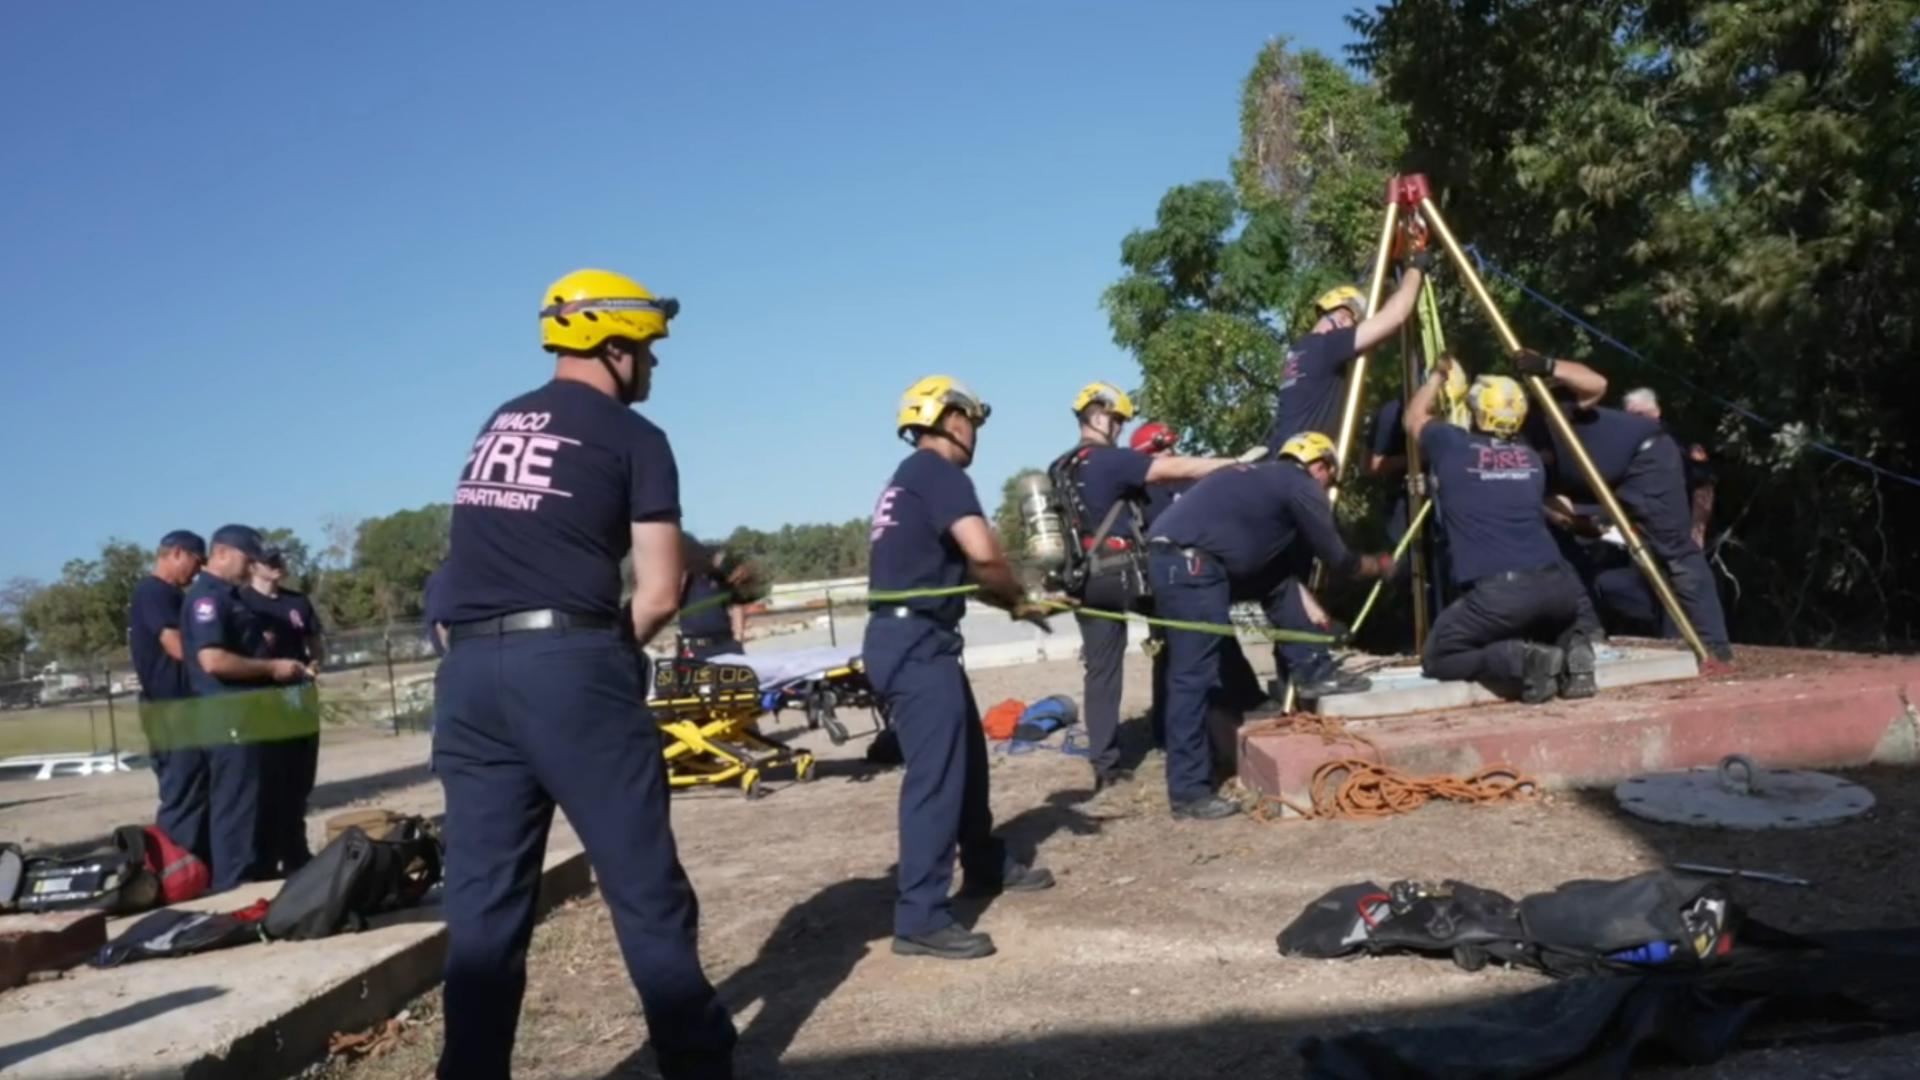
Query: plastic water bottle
xmin=1606 ymin=940 xmax=1674 ymax=965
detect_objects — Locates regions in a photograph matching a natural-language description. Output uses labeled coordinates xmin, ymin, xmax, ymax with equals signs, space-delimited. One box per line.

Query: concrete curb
xmin=0 ymin=845 xmax=592 ymax=1080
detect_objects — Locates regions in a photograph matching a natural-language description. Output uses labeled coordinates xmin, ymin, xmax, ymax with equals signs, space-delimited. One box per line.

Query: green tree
xmin=21 ymin=540 xmax=148 ymax=666
xmin=1351 ymin=0 xmax=1920 ymax=646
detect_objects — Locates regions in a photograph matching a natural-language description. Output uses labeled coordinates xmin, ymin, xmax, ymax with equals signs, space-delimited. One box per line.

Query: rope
xmin=1243 ymin=713 xmax=1540 ymax=821
xmin=1344 ymin=499 xmax=1435 ymax=640
xmin=1462 ymin=244 xmax=1920 ymax=491
xmin=867 ymin=583 xmax=1341 ymax=644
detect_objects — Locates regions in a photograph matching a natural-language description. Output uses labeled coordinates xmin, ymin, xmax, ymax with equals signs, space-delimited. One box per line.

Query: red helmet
xmin=1130 ymin=422 xmax=1178 ymax=453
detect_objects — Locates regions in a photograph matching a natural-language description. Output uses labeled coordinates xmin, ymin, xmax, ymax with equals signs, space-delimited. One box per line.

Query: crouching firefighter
xmin=1146 ymin=433 xmax=1395 ymax=821
xmin=1406 ymin=366 xmax=1597 ymax=703
xmin=1048 ymin=382 xmax=1233 ymax=791
xmin=868 ymin=376 xmax=1059 ymax=960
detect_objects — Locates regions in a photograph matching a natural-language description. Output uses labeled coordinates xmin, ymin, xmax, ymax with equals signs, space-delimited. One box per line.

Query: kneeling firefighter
xmin=1406 ymin=366 xmax=1596 ymax=702
xmin=1044 ymin=383 xmax=1232 ymax=791
xmin=1146 ymin=434 xmax=1395 ymax=820
xmin=866 ymin=375 xmax=1059 ymax=961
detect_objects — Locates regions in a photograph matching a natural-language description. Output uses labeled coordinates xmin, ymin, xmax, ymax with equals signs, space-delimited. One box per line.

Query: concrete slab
xmin=1314 ymin=645 xmax=1699 ymax=718
xmin=0 ymin=912 xmax=106 ymax=992
xmin=1239 ymin=649 xmax=1920 ymax=813
xmin=0 ymin=843 xmax=591 ymax=1080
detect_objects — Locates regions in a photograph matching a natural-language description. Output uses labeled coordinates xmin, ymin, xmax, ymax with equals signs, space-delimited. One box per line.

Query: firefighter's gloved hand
xmin=1407 ymin=249 xmax=1437 ymax=274
xmin=1011 ymin=601 xmax=1057 ymax=633
xmin=1237 ymin=445 xmax=1272 ymax=465
xmin=1514 ymin=348 xmax=1557 ymax=378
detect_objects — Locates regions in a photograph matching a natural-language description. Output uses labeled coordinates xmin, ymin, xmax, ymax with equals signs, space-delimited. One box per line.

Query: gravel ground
xmin=299 ymin=647 xmax=1920 ymax=1080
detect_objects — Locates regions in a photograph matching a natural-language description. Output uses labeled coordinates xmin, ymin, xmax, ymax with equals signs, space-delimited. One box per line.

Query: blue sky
xmin=0 ymin=1 xmax=1357 ymax=583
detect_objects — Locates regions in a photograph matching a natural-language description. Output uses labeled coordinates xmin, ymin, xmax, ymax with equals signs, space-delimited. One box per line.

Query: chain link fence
xmin=0 ymin=621 xmax=442 ymax=770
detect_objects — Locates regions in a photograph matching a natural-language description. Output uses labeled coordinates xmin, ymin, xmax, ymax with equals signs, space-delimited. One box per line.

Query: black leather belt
xmin=447 ymin=609 xmax=615 ymax=643
xmin=1469 ymin=565 xmax=1563 ymax=588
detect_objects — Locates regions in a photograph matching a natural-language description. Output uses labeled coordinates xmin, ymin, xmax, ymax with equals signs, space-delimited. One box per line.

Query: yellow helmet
xmin=1469 ymin=375 xmax=1529 ymax=438
xmin=1071 ymin=381 xmax=1136 ymax=421
xmin=1279 ymin=431 xmax=1338 ymax=467
xmin=1313 ymin=284 xmax=1368 ymax=322
xmin=539 ymin=269 xmax=679 ymax=353
xmin=897 ymin=375 xmax=991 ymax=438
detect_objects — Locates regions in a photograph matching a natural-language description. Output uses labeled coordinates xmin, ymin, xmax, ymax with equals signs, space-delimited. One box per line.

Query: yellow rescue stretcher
xmin=647 ymin=656 xmax=815 ymax=799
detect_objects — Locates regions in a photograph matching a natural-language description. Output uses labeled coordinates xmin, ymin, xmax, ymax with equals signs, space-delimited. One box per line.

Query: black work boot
xmin=1092 ymin=766 xmax=1134 ymax=793
xmin=960 ymin=860 xmax=1055 ymax=897
xmin=1560 ymin=631 xmax=1597 ymax=699
xmin=893 ymin=924 xmax=997 ymax=960
xmin=1520 ymin=643 xmax=1566 ymax=704
xmin=1171 ymin=794 xmax=1242 ymax=821
xmin=1294 ymin=669 xmax=1372 ymax=701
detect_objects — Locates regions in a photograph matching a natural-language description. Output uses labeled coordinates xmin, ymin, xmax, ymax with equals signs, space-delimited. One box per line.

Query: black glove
xmin=1407 ymin=250 xmax=1437 ymax=274
xmin=1514 ymin=348 xmax=1556 ymax=378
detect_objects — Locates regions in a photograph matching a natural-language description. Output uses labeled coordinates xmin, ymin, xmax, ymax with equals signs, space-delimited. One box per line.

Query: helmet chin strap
xmin=921 ymin=410 xmax=976 ymax=466
xmin=599 ymin=347 xmax=640 ymax=404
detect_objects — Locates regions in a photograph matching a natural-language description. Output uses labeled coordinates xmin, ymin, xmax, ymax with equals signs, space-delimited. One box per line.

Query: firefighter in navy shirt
xmin=432 ymin=269 xmax=736 ymax=1079
xmin=676 ymin=544 xmax=748 ymax=660
xmin=868 ymin=375 xmax=1058 ymax=961
xmin=127 ymin=529 xmax=207 ymax=859
xmin=1051 ymin=383 xmax=1231 ymax=791
xmin=1517 ymin=351 xmax=1733 ymax=662
xmin=1147 ymin=435 xmax=1394 ymax=820
xmin=241 ymin=548 xmax=326 ymax=874
xmin=180 ymin=525 xmax=310 ymax=891
xmin=1263 ymin=260 xmax=1431 ymax=456
xmin=1406 ymin=368 xmax=1598 ymax=702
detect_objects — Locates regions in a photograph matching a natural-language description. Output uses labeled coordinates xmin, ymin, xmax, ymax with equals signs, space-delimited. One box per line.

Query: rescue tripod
xmin=1280 ymin=175 xmax=1710 ymax=714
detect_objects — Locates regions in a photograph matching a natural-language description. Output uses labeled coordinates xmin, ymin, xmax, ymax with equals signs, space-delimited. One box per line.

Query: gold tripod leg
xmin=1416 ymin=196 xmax=1710 ymax=663
xmin=1283 ymin=195 xmax=1403 ymax=714
xmin=1400 ymin=319 xmax=1432 ymax=653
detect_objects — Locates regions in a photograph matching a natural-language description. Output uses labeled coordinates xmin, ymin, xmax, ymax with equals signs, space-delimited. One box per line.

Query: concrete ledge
xmin=0 ymin=843 xmax=591 ymax=1079
xmin=1240 ymin=652 xmax=1920 ymax=811
xmin=1315 ymin=646 xmax=1699 ymax=718
xmin=0 ymin=912 xmax=106 ymax=992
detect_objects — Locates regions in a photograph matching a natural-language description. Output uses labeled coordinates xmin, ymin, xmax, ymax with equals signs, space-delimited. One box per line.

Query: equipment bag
xmin=264 ymin=818 xmax=443 ymax=941
xmin=1045 ymin=447 xmax=1152 ymax=600
xmin=1278 ymin=870 xmax=1735 ymax=978
xmin=134 ymin=824 xmax=209 ymax=906
xmin=92 ymin=900 xmax=269 ymax=968
xmin=1012 ymin=694 xmax=1080 ymax=742
xmin=982 ymin=699 xmax=1027 ymax=741
xmin=324 ymin=807 xmax=409 ymax=846
xmin=13 ymin=828 xmax=161 ymax=915
xmin=0 ymin=842 xmax=24 ymax=912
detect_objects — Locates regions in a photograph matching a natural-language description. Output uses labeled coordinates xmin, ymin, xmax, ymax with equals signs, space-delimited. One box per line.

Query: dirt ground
xmin=299 ymin=649 xmax=1920 ymax=1080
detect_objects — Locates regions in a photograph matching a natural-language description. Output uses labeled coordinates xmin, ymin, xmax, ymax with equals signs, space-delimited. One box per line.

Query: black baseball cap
xmin=158 ymin=530 xmax=206 ymax=558
xmin=261 ymin=547 xmax=287 ymax=570
xmin=210 ymin=524 xmax=267 ymax=559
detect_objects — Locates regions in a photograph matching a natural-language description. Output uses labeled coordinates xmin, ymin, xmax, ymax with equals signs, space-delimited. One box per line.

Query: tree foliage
xmin=1103 ymin=42 xmax=1405 ymax=457
xmin=720 ymin=519 xmax=871 ymax=583
xmin=20 ymin=540 xmax=147 ymax=666
xmin=1349 ymin=0 xmax=1920 ymax=646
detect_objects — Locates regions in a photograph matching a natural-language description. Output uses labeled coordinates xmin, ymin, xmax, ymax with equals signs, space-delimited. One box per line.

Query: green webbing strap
xmin=867 ymin=584 xmax=1338 ymax=645
xmin=1345 ymin=499 xmax=1437 ymax=641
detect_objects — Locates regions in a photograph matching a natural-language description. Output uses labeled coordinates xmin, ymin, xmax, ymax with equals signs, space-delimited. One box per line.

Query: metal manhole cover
xmin=1614 ymin=754 xmax=1874 ymax=829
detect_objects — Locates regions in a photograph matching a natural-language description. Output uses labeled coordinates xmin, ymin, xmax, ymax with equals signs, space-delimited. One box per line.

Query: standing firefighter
xmin=431 ymin=269 xmax=735 ymax=1079
xmin=1262 ymin=260 xmax=1430 ymax=455
xmin=1050 ymin=383 xmax=1230 ymax=791
xmin=868 ymin=375 xmax=1058 ymax=960
xmin=1406 ymin=367 xmax=1597 ymax=702
xmin=241 ymin=547 xmax=326 ymax=875
xmin=1147 ymin=435 xmax=1395 ymax=820
xmin=127 ymin=529 xmax=208 ymax=860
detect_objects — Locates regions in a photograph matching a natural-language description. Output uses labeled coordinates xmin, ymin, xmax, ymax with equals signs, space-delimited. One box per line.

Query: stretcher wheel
xmin=823 ymin=714 xmax=850 ymax=745
xmin=741 ymin=768 xmax=765 ymax=800
xmin=794 ymin=754 xmax=817 ymax=783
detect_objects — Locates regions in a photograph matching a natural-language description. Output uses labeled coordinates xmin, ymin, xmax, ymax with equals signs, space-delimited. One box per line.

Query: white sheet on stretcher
xmin=707 ymin=644 xmax=861 ymax=689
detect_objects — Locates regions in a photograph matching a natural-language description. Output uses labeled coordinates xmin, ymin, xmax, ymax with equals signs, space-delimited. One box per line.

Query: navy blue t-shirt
xmin=440 ymin=379 xmax=681 ymax=623
xmin=1420 ymin=424 xmax=1562 ymax=587
xmin=128 ymin=575 xmax=190 ymax=702
xmin=1139 ymin=477 xmax=1193 ymax=531
xmin=679 ymin=567 xmax=733 ymax=638
xmin=240 ymin=588 xmax=322 ymax=667
xmin=867 ymin=449 xmax=985 ymax=626
xmin=1064 ymin=444 xmax=1153 ymax=546
xmin=1371 ymin=399 xmax=1407 ymax=464
xmin=1265 ymin=326 xmax=1360 ymax=452
xmin=1523 ymin=393 xmax=1662 ymax=494
xmin=181 ymin=572 xmax=265 ymax=697
xmin=1149 ymin=462 xmax=1357 ymax=584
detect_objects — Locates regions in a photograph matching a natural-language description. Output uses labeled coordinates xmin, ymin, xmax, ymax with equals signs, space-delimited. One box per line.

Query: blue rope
xmin=1463 ymin=245 xmax=1920 ymax=491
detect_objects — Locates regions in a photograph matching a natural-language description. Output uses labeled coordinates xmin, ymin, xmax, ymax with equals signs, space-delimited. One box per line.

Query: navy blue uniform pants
xmin=141 ymin=699 xmax=211 ymax=864
xmin=864 ymin=617 xmax=1005 ymax=938
xmin=1423 ymin=567 xmax=1582 ymax=684
xmin=433 ymin=628 xmax=734 ymax=1080
xmin=1073 ymin=569 xmax=1133 ymax=775
xmin=265 ymin=684 xmax=320 ymax=875
xmin=1149 ymin=547 xmax=1234 ymax=805
xmin=1264 ymin=578 xmax=1333 ymax=689
xmin=207 ymin=738 xmax=267 ymax=893
xmin=1616 ymin=437 xmax=1731 ymax=655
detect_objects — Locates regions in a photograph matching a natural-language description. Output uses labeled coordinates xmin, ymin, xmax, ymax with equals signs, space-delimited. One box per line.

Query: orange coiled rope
xmin=1244 ymin=715 xmax=1541 ymax=821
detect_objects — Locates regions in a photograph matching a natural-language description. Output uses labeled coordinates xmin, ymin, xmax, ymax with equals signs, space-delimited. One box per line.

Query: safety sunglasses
xmin=540 ymin=296 xmax=681 ymax=320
